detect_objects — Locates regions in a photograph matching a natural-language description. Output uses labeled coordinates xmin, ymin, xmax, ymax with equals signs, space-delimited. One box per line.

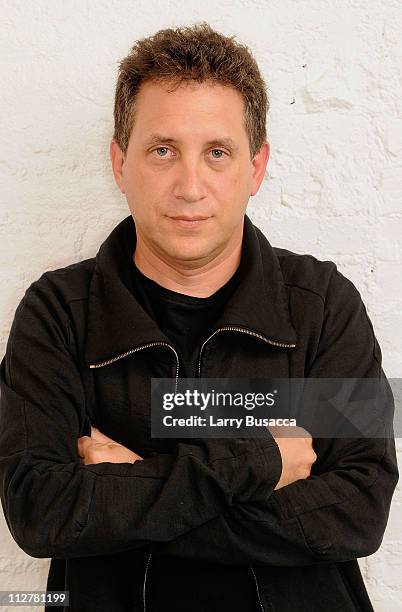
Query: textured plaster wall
xmin=0 ymin=1 xmax=401 ymax=610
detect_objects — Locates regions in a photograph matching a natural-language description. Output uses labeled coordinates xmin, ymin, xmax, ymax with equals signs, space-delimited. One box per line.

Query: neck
xmin=133 ymin=225 xmax=243 ymax=298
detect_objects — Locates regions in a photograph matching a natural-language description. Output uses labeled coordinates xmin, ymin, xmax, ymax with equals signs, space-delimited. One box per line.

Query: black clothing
xmin=130 ymin=262 xmax=259 ymax=610
xmin=0 ymin=213 xmax=398 ymax=612
xmin=130 ymin=261 xmax=240 ymax=377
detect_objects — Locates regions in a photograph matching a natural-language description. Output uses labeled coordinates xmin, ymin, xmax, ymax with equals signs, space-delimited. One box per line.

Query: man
xmin=0 ymin=21 xmax=398 ymax=612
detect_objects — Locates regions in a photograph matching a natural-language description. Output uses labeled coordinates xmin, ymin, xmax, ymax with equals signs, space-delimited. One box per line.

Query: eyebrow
xmin=143 ymin=133 xmax=239 ymax=152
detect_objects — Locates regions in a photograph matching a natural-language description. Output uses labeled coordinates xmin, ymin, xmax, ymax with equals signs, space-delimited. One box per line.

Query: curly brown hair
xmin=113 ymin=22 xmax=269 ymax=160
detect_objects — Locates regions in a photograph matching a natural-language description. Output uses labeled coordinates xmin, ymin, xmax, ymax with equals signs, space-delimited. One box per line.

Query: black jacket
xmin=0 ymin=214 xmax=398 ymax=612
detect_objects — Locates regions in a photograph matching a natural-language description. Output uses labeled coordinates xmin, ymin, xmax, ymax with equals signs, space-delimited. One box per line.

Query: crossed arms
xmin=0 ymin=271 xmax=398 ymax=565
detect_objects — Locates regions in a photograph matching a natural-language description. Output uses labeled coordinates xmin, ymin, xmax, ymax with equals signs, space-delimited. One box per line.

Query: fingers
xmin=77 ymin=435 xmax=92 ymax=458
xmin=268 ymin=425 xmax=312 ymax=439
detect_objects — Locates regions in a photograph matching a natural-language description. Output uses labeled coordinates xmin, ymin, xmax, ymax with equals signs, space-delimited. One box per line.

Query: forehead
xmin=132 ymin=79 xmax=247 ymax=139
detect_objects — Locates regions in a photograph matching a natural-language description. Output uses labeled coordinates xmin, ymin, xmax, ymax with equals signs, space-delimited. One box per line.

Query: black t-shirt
xmin=129 ymin=261 xmax=260 ymax=611
xmin=130 ymin=261 xmax=241 ymax=377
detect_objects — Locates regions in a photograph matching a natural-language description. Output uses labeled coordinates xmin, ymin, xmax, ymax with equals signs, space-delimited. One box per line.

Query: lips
xmin=170 ymin=216 xmax=210 ymax=221
xmin=168 ymin=215 xmax=211 ymax=229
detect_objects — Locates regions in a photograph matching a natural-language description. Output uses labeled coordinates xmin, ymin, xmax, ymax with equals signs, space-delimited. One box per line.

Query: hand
xmin=267 ymin=425 xmax=317 ymax=490
xmin=77 ymin=426 xmax=144 ymax=465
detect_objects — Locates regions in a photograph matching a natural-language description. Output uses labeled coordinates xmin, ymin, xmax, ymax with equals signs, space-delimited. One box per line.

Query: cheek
xmin=123 ymin=162 xmax=150 ymax=195
xmin=219 ymin=174 xmax=248 ymax=208
xmin=218 ymin=164 xmax=246 ymax=192
xmin=122 ymin=171 xmax=155 ymax=214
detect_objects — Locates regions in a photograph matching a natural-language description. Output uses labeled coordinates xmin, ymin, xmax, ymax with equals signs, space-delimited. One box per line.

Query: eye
xmin=210 ymin=149 xmax=227 ymax=159
xmin=153 ymin=147 xmax=171 ymax=157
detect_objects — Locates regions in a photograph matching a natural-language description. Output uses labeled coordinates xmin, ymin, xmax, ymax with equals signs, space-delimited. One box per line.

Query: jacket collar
xmin=84 ymin=213 xmax=297 ymax=367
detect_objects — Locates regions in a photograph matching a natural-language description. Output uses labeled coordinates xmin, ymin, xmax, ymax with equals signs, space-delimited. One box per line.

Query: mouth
xmin=168 ymin=215 xmax=211 ymax=228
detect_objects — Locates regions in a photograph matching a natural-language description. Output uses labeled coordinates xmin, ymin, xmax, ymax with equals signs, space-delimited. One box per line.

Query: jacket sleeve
xmin=0 ymin=276 xmax=282 ymax=560
xmin=151 ymin=267 xmax=399 ymax=566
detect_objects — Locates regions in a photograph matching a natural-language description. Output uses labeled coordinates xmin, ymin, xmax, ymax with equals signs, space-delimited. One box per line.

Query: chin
xmin=168 ymin=249 xmax=209 ymax=262
xmin=162 ymin=242 xmax=209 ymax=261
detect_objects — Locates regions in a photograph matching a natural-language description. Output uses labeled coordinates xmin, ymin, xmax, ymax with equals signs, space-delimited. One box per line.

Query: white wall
xmin=1 ymin=1 xmax=401 ymax=610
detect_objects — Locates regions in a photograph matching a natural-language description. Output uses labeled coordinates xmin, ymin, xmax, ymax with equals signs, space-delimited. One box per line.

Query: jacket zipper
xmin=197 ymin=325 xmax=296 ymax=377
xmin=195 ymin=325 xmax=294 ymax=612
xmin=142 ymin=552 xmax=152 ymax=612
xmin=90 ymin=328 xmax=294 ymax=612
xmin=89 ymin=341 xmax=180 ymax=394
xmin=250 ymin=566 xmax=266 ymax=612
xmin=90 ymin=344 xmax=179 ymax=612
xmin=89 ymin=342 xmax=179 ymax=612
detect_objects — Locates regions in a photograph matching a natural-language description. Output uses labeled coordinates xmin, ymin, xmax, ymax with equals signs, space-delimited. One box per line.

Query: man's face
xmin=111 ymin=79 xmax=269 ymax=268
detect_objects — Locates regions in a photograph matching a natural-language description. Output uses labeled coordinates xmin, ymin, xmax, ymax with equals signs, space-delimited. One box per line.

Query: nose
xmin=173 ymin=158 xmax=207 ymax=203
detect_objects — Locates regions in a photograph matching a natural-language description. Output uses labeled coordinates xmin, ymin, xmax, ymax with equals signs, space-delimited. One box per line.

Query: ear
xmin=250 ymin=141 xmax=270 ymax=197
xmin=110 ymin=139 xmax=126 ymax=194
